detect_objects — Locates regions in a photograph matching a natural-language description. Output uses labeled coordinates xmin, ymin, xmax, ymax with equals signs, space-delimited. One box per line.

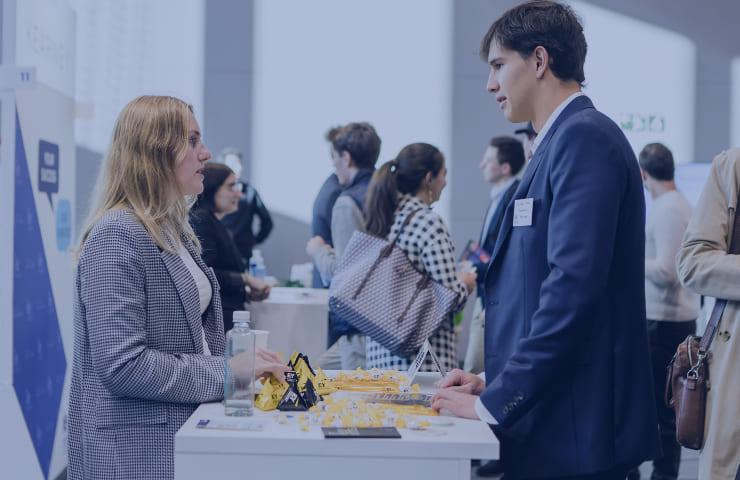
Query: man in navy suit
xmin=464 ymin=136 xmax=524 ymax=375
xmin=433 ymin=2 xmax=660 ymax=478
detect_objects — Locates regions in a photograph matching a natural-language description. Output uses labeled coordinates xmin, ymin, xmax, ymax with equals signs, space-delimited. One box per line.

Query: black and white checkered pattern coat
xmin=366 ymin=194 xmax=468 ymax=372
xmin=68 ymin=210 xmax=226 ymax=480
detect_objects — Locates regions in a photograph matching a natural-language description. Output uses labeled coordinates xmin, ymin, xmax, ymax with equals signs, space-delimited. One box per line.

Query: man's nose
xmin=486 ymin=71 xmax=498 ymax=93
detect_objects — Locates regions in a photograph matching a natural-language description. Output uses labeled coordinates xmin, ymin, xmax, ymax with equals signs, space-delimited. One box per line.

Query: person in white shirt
xmin=628 ymin=142 xmax=699 ymax=480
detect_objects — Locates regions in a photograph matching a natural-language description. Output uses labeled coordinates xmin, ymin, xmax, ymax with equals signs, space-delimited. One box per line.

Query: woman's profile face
xmin=176 ymin=113 xmax=211 ymax=195
xmin=430 ymin=163 xmax=447 ymax=202
xmin=214 ymin=173 xmax=242 ymax=215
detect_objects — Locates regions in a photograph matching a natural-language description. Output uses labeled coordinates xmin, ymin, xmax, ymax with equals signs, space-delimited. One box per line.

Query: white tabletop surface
xmin=175 ymin=372 xmax=499 ymax=461
xmin=262 ymin=287 xmax=329 ymax=305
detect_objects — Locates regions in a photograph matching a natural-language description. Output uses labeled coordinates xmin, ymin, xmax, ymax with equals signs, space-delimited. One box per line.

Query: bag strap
xmin=380 ymin=207 xmax=425 ymax=257
xmin=353 ymin=208 xmax=425 ymax=300
xmin=395 ymin=275 xmax=431 ymax=324
xmin=697 ymin=199 xmax=740 ymax=354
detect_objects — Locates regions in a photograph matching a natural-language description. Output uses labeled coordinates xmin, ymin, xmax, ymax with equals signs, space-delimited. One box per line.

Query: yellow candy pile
xmin=301 ymin=395 xmax=436 ymax=430
xmin=256 ymin=355 xmax=424 ymax=412
xmin=324 ymin=367 xmax=422 ymax=394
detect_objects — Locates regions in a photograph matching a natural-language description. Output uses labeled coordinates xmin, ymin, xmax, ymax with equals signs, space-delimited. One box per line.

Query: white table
xmin=248 ymin=287 xmax=329 ymax=361
xmin=175 ymin=373 xmax=499 ymax=480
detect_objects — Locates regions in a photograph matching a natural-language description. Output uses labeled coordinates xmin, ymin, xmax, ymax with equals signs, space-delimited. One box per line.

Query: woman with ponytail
xmin=363 ymin=143 xmax=476 ymax=371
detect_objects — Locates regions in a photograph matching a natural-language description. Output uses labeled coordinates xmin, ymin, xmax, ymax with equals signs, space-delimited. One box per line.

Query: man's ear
xmin=533 ymin=45 xmax=549 ymax=79
xmin=340 ymin=150 xmax=353 ymax=168
xmin=501 ymin=162 xmax=511 ymax=177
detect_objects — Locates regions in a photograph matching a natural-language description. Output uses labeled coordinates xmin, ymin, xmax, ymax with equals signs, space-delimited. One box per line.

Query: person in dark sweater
xmin=190 ymin=163 xmax=271 ymax=332
xmin=305 ymin=122 xmax=381 ymax=369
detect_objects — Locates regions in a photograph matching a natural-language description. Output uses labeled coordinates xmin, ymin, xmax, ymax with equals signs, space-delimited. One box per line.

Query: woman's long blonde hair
xmin=77 ymin=95 xmax=200 ymax=256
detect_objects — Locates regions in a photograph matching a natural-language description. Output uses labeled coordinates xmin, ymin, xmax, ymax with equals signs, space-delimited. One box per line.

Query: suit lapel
xmin=160 ymin=245 xmax=203 ymax=353
xmin=486 ymin=180 xmax=519 ymax=248
xmin=487 ymin=96 xmax=595 ymax=269
xmin=480 ymin=200 xmax=495 ymax=245
xmin=487 ymin=149 xmax=546 ymax=265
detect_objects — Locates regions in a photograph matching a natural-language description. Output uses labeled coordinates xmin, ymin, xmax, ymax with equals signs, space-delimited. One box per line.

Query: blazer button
xmin=503 ymin=406 xmax=510 ymax=415
xmin=488 ymin=299 xmax=499 ymax=307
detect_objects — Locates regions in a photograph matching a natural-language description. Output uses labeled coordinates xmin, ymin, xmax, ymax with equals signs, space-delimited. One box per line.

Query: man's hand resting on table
xmin=431 ymin=369 xmax=485 ymax=420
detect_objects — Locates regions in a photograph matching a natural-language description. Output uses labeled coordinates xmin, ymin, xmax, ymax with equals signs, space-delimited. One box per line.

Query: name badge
xmin=513 ymin=198 xmax=534 ymax=227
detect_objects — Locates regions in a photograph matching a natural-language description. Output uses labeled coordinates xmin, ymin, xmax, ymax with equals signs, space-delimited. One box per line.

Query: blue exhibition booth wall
xmin=1 ymin=1 xmax=76 ymax=478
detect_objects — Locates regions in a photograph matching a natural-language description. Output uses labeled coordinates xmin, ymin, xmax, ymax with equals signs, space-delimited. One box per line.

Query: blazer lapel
xmin=487 ymin=96 xmax=595 ymax=268
xmin=160 ymin=245 xmax=203 ymax=353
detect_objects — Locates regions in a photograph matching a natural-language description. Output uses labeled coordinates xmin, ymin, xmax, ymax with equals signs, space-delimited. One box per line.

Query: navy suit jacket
xmin=475 ymin=179 xmax=520 ymax=297
xmin=482 ymin=96 xmax=660 ymax=477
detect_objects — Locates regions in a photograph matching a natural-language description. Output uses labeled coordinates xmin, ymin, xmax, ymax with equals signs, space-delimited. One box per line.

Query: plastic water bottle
xmin=224 ymin=311 xmax=256 ymax=416
xmin=249 ymin=249 xmax=266 ymax=279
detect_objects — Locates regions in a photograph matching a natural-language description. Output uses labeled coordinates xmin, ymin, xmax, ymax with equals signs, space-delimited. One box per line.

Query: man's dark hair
xmin=331 ymin=122 xmax=381 ymax=169
xmin=480 ymin=0 xmax=587 ymax=85
xmin=639 ymin=143 xmax=675 ymax=181
xmin=490 ymin=136 xmax=525 ymax=176
xmin=325 ymin=126 xmax=342 ymax=143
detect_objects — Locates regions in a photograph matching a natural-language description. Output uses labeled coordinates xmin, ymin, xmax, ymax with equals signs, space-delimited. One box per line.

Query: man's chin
xmin=505 ymin=111 xmax=527 ymax=124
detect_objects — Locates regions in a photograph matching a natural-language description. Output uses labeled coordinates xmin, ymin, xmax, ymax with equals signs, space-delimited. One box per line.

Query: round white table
xmin=248 ymin=287 xmax=329 ymax=361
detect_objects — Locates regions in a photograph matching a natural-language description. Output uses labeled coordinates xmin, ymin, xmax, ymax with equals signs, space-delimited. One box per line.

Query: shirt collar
xmin=490 ymin=176 xmax=516 ymax=201
xmin=530 ymin=91 xmax=584 ymax=156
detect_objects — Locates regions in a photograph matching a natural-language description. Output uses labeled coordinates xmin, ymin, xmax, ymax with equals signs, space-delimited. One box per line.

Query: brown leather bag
xmin=665 ymin=310 xmax=720 ymax=449
xmin=665 ymin=199 xmax=740 ymax=450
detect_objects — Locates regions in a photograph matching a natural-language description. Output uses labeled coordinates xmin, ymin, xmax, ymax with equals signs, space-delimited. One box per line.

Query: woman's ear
xmin=424 ymin=171 xmax=433 ymax=185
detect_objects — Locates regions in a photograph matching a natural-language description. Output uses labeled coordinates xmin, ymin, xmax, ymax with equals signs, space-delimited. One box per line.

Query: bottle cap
xmin=233 ymin=310 xmax=250 ymax=325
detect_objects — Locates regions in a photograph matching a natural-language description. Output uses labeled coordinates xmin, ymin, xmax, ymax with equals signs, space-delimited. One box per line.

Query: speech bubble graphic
xmin=56 ymin=198 xmax=72 ymax=252
xmin=38 ymin=139 xmax=59 ymax=210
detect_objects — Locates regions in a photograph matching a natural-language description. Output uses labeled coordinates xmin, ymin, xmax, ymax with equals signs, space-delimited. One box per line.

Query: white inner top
xmin=178 ymin=243 xmax=213 ymax=355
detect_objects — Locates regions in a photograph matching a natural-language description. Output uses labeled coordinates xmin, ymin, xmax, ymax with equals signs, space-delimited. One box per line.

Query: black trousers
xmin=645 ymin=319 xmax=697 ymax=480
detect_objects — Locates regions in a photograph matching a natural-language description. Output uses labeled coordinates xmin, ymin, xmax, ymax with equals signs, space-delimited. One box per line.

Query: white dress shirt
xmin=530 ymin=91 xmax=584 ymax=157
xmin=481 ymin=176 xmax=517 ymax=245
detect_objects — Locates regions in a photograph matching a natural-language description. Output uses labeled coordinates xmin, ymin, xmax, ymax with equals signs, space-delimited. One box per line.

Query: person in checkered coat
xmin=363 ymin=143 xmax=477 ymax=372
xmin=68 ymin=96 xmax=286 ymax=480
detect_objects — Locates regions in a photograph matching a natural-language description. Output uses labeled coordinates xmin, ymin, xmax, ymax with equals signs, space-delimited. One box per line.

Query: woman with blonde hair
xmin=67 ymin=96 xmax=287 ymax=480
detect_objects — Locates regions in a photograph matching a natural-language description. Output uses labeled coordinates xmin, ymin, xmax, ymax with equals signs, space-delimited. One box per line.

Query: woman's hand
xmin=229 ymin=348 xmax=288 ymax=381
xmin=255 ymin=348 xmax=289 ymax=379
xmin=245 ymin=275 xmax=271 ymax=301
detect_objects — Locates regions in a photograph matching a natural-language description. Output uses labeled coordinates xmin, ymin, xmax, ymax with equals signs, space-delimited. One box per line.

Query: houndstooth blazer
xmin=67 ymin=209 xmax=226 ymax=480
